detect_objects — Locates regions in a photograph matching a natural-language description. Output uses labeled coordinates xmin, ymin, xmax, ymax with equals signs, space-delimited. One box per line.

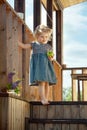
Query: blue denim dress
xmin=30 ymin=42 xmax=57 ymax=85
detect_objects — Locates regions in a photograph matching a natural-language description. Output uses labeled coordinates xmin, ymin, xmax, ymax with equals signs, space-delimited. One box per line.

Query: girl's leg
xmin=45 ymin=82 xmax=49 ymax=101
xmin=39 ymin=81 xmax=49 ymax=105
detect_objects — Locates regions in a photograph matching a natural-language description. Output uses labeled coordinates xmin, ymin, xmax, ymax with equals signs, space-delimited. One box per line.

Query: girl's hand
xmin=18 ymin=40 xmax=31 ymax=49
xmin=48 ymin=55 xmax=54 ymax=61
xmin=47 ymin=50 xmax=54 ymax=61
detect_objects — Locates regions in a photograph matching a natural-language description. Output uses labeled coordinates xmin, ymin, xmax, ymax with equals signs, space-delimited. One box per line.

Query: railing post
xmin=82 ymin=69 xmax=87 ymax=101
xmin=72 ymin=69 xmax=77 ymax=101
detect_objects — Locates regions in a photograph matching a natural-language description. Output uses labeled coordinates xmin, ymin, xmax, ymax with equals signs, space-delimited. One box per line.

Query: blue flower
xmin=12 ymin=80 xmax=22 ymax=89
xmin=8 ymin=72 xmax=15 ymax=83
xmin=7 ymin=72 xmax=22 ymax=94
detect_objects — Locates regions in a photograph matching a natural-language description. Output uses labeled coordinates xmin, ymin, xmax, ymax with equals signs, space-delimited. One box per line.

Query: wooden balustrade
xmin=63 ymin=67 xmax=87 ymax=101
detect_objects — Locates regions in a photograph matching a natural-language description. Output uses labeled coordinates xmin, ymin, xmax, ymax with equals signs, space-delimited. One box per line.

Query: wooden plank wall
xmin=0 ymin=1 xmax=34 ymax=99
xmin=0 ymin=95 xmax=30 ymax=130
xmin=27 ymin=102 xmax=87 ymax=130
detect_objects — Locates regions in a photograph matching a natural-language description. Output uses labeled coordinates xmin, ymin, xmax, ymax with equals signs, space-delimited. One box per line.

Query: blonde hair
xmin=34 ymin=25 xmax=52 ymax=41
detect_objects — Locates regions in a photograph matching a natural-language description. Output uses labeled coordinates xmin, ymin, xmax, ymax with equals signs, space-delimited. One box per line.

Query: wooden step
xmin=25 ymin=118 xmax=87 ymax=130
xmin=30 ymin=101 xmax=87 ymax=119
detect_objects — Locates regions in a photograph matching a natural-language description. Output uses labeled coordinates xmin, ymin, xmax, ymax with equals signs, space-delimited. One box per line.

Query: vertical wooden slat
xmin=0 ymin=4 xmax=7 ymax=88
xmin=80 ymin=105 xmax=87 ymax=119
xmin=0 ymin=97 xmax=8 ymax=130
xmin=29 ymin=123 xmax=38 ymax=130
xmin=82 ymin=69 xmax=87 ymax=101
xmin=71 ymin=105 xmax=80 ymax=119
xmin=6 ymin=7 xmax=23 ymax=96
xmin=79 ymin=124 xmax=87 ymax=130
xmin=69 ymin=124 xmax=78 ymax=130
xmin=12 ymin=15 xmax=19 ymax=73
xmin=54 ymin=124 xmax=61 ymax=130
xmin=45 ymin=124 xmax=53 ymax=130
xmin=32 ymin=105 xmax=40 ymax=119
xmin=39 ymin=105 xmax=47 ymax=119
xmin=47 ymin=105 xmax=56 ymax=119
xmin=62 ymin=124 xmax=70 ymax=130
xmin=38 ymin=124 xmax=45 ymax=130
xmin=55 ymin=105 xmax=64 ymax=119
xmin=63 ymin=105 xmax=72 ymax=119
xmin=6 ymin=10 xmax=13 ymax=73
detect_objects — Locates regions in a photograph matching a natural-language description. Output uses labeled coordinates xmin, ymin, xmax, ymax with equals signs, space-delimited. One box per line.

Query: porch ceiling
xmin=56 ymin=0 xmax=87 ymax=9
xmin=41 ymin=0 xmax=87 ymax=10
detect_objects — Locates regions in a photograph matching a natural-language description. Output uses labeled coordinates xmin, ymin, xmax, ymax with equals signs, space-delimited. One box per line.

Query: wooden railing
xmin=53 ymin=60 xmax=62 ymax=101
xmin=62 ymin=67 xmax=87 ymax=101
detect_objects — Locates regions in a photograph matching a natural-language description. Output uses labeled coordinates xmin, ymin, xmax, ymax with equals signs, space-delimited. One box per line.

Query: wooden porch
xmin=0 ymin=0 xmax=87 ymax=130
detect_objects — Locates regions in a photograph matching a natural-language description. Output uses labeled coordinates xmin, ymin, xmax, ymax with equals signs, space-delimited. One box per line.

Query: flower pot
xmin=7 ymin=89 xmax=15 ymax=94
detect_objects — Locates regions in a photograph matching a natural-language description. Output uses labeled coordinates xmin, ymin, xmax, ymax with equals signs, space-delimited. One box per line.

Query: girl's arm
xmin=18 ymin=41 xmax=31 ymax=49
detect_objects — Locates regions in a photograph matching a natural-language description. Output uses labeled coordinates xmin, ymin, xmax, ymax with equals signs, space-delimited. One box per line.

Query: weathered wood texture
xmin=0 ymin=1 xmax=34 ymax=99
xmin=25 ymin=101 xmax=87 ymax=130
xmin=30 ymin=101 xmax=87 ymax=119
xmin=0 ymin=94 xmax=30 ymax=130
xmin=28 ymin=123 xmax=87 ymax=130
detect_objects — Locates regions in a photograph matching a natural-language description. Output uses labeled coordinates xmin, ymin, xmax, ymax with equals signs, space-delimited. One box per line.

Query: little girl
xmin=18 ymin=25 xmax=57 ymax=105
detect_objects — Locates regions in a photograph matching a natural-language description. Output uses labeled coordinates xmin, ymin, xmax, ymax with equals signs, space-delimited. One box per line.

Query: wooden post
xmin=56 ymin=10 xmax=63 ymax=65
xmin=33 ymin=0 xmax=41 ymax=30
xmin=47 ymin=0 xmax=52 ymax=46
xmin=14 ymin=0 xmax=26 ymax=98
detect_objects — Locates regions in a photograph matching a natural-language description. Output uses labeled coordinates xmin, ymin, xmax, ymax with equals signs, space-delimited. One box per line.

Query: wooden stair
xmin=25 ymin=101 xmax=87 ymax=130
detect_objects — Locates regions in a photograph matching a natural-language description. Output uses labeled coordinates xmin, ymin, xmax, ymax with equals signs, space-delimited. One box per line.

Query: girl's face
xmin=36 ymin=32 xmax=50 ymax=44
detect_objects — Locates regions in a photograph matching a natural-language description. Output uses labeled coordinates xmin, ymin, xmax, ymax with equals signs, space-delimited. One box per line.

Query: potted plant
xmin=6 ymin=72 xmax=22 ymax=95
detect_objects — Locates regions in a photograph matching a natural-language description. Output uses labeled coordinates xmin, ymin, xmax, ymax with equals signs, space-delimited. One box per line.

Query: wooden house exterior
xmin=0 ymin=0 xmax=87 ymax=130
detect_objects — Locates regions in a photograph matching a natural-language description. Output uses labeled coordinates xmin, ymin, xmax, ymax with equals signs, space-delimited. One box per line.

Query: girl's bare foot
xmin=41 ymin=99 xmax=50 ymax=105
